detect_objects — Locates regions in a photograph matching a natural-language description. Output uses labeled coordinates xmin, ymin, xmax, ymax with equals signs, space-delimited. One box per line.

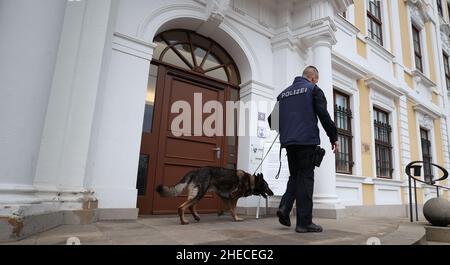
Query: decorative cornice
xmin=332 ymin=52 xmax=368 ymax=80
xmin=240 ymin=80 xmax=275 ymax=100
xmin=197 ymin=0 xmax=231 ymax=36
xmin=441 ymin=23 xmax=450 ymax=36
xmin=405 ymin=0 xmax=432 ymax=28
xmin=413 ymin=103 xmax=441 ymax=120
xmin=332 ymin=0 xmax=354 ymax=14
xmin=112 ymin=32 xmax=157 ymax=61
xmin=335 ymin=13 xmax=360 ymax=36
xmin=365 ymin=36 xmax=396 ymax=61
xmin=336 ymin=173 xmax=367 ymax=184
xmin=371 ymin=177 xmax=405 ymax=187
xmin=294 ymin=17 xmax=338 ymax=48
xmin=364 ymin=75 xmax=407 ymax=98
xmin=205 ymin=0 xmax=230 ymax=25
xmin=412 ymin=69 xmax=437 ymax=88
xmin=271 ymin=27 xmax=309 ymax=60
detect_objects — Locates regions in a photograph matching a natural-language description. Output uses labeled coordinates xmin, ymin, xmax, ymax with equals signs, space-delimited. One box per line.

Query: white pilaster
xmin=34 ymin=0 xmax=115 ymax=207
xmin=296 ymin=2 xmax=346 ymax=214
xmin=310 ymin=37 xmax=343 ymax=211
xmin=0 ymin=0 xmax=66 ymax=205
xmin=84 ymin=33 xmax=155 ymax=209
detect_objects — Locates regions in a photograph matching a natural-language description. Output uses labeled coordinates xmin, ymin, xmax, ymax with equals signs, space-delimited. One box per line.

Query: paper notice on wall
xmin=261 ymin=141 xmax=289 ymax=196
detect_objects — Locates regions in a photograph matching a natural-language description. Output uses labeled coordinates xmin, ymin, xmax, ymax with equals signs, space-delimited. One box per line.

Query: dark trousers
xmin=279 ymin=145 xmax=316 ymax=227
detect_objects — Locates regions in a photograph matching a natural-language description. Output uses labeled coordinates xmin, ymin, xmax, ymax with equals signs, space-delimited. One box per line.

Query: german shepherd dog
xmin=156 ymin=167 xmax=274 ymax=225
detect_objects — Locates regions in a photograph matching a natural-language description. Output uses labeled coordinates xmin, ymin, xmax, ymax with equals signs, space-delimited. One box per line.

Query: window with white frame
xmin=437 ymin=0 xmax=444 ymax=17
xmin=420 ymin=128 xmax=433 ymax=183
xmin=334 ymin=90 xmax=354 ymax=174
xmin=412 ymin=24 xmax=424 ymax=73
xmin=448 ymin=2 xmax=450 ymax=20
xmin=444 ymin=52 xmax=450 ymax=91
xmin=446 ymin=1 xmax=450 ymax=21
xmin=367 ymin=0 xmax=383 ymax=46
xmin=374 ymin=108 xmax=393 ymax=179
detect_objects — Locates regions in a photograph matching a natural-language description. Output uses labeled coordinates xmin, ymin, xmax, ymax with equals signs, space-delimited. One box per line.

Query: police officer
xmin=272 ymin=66 xmax=338 ymax=233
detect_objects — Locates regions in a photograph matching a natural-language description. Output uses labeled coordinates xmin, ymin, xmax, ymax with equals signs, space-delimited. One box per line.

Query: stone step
xmin=424 ymin=226 xmax=450 ymax=243
xmin=423 ymin=241 xmax=450 ymax=245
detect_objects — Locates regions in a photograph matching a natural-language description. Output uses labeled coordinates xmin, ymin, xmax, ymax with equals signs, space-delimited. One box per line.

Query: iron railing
xmin=405 ymin=161 xmax=449 ymax=222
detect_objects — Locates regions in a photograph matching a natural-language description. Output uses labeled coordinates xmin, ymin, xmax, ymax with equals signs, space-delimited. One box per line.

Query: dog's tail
xmin=156 ymin=172 xmax=194 ymax=197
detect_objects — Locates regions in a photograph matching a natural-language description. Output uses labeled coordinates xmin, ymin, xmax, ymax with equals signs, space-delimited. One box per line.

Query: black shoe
xmin=277 ymin=208 xmax=291 ymax=227
xmin=295 ymin=223 xmax=323 ymax=233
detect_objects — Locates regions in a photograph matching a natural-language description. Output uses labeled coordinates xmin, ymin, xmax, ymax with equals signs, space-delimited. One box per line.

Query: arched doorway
xmin=137 ymin=30 xmax=241 ymax=215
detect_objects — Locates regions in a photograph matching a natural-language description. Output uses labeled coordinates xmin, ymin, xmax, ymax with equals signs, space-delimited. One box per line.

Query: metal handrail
xmin=405 ymin=161 xmax=449 ymax=222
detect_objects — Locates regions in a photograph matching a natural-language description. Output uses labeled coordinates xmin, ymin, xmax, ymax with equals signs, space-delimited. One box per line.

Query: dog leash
xmin=252 ymin=133 xmax=281 ymax=179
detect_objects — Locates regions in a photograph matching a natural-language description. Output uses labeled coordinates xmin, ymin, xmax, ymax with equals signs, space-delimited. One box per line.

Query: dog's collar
xmin=249 ymin=174 xmax=256 ymax=192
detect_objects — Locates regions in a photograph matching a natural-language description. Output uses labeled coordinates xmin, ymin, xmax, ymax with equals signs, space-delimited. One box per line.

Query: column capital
xmin=331 ymin=0 xmax=354 ymax=14
xmin=294 ymin=17 xmax=337 ymax=49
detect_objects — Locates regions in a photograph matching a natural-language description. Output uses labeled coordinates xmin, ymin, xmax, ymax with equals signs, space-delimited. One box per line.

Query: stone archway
xmin=136 ymin=29 xmax=245 ymax=214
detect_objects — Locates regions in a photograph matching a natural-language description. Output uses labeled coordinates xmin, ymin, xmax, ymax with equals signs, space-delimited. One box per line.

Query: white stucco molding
xmin=440 ymin=24 xmax=450 ymax=55
xmin=413 ymin=103 xmax=442 ymax=121
xmin=411 ymin=69 xmax=437 ymax=88
xmin=332 ymin=52 xmax=368 ymax=80
xmin=372 ymin=177 xmax=405 ymax=187
xmin=271 ymin=28 xmax=296 ymax=51
xmin=197 ymin=0 xmax=231 ymax=36
xmin=365 ymin=36 xmax=396 ymax=62
xmin=136 ymin=2 xmax=258 ymax=82
xmin=335 ymin=12 xmax=360 ymax=37
xmin=271 ymin=27 xmax=309 ymax=60
xmin=441 ymin=23 xmax=450 ymax=36
xmin=137 ymin=3 xmax=205 ymax=39
xmin=295 ymin=17 xmax=338 ymax=48
xmin=206 ymin=0 xmax=230 ymax=24
xmin=332 ymin=0 xmax=354 ymax=14
xmin=405 ymin=0 xmax=434 ymax=28
xmin=112 ymin=32 xmax=157 ymax=61
xmin=240 ymin=80 xmax=275 ymax=100
xmin=372 ymin=177 xmax=404 ymax=205
xmin=0 ymin=184 xmax=39 ymax=205
xmin=364 ymin=75 xmax=407 ymax=99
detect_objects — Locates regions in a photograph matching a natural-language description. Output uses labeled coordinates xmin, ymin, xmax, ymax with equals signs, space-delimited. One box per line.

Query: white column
xmin=0 ymin=0 xmax=66 ymax=204
xmin=390 ymin=0 xmax=406 ymax=85
xmin=311 ymin=38 xmax=344 ymax=213
xmin=84 ymin=33 xmax=155 ymax=209
xmin=34 ymin=0 xmax=114 ymax=207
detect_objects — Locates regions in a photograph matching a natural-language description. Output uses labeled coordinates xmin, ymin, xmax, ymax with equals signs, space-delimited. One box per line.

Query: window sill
xmin=336 ymin=174 xmax=367 ymax=183
xmin=365 ymin=36 xmax=395 ymax=62
xmin=335 ymin=14 xmax=360 ymax=36
xmin=371 ymin=177 xmax=404 ymax=187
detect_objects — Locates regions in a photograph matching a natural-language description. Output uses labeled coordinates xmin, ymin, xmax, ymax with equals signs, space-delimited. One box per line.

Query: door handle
xmin=212 ymin=147 xmax=221 ymax=160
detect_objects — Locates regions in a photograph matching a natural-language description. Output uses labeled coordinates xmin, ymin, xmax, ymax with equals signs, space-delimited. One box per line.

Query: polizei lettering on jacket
xmin=280 ymin=87 xmax=308 ymax=99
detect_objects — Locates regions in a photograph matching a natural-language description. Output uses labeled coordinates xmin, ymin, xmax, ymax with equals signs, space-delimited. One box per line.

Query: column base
xmin=313 ymin=195 xmax=346 ymax=219
xmin=313 ymin=207 xmax=347 ymax=219
xmin=0 ymin=206 xmax=139 ymax=243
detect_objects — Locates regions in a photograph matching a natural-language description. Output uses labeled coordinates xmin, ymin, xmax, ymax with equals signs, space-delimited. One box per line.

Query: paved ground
xmin=2 ymin=214 xmax=428 ymax=245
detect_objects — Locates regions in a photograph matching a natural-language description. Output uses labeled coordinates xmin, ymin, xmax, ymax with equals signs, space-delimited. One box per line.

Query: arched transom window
xmin=152 ymin=30 xmax=240 ymax=86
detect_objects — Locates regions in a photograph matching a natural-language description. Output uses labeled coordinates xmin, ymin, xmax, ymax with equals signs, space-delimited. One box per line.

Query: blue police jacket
xmin=276 ymin=77 xmax=338 ymax=148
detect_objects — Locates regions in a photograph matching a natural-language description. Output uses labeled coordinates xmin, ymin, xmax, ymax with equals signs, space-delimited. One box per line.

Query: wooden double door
xmin=137 ymin=64 xmax=237 ymax=215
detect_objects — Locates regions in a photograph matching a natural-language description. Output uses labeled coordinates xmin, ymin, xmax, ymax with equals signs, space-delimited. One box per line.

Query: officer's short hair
xmin=302 ymin=66 xmax=319 ymax=79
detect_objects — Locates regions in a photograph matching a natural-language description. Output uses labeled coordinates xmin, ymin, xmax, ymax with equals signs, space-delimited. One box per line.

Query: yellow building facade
xmin=330 ymin=0 xmax=450 ymax=212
